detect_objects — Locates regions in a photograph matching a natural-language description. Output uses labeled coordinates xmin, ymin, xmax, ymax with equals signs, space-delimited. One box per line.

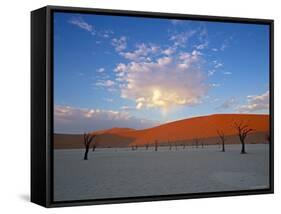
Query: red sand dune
xmin=54 ymin=114 xmax=269 ymax=149
xmin=103 ymin=114 xmax=269 ymax=146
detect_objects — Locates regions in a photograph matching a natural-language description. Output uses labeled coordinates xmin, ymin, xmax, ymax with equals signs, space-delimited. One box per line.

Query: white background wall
xmin=0 ymin=0 xmax=279 ymax=213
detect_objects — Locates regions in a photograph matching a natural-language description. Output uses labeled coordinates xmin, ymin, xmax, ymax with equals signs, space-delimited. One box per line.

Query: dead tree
xmin=92 ymin=141 xmax=98 ymax=152
xmin=83 ymin=133 xmax=95 ymax=160
xmin=265 ymin=132 xmax=270 ymax=144
xmin=195 ymin=138 xmax=199 ymax=148
xmin=168 ymin=140 xmax=172 ymax=150
xmin=92 ymin=138 xmax=98 ymax=152
xmin=217 ymin=130 xmax=226 ymax=152
xmin=234 ymin=121 xmax=254 ymax=154
xmin=155 ymin=140 xmax=158 ymax=151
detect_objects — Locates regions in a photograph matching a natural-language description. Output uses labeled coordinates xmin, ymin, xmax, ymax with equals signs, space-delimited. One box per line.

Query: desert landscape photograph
xmin=53 ymin=12 xmax=270 ymax=201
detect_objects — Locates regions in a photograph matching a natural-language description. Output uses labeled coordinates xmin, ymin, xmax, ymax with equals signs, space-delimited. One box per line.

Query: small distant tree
xmin=195 ymin=138 xmax=199 ymax=148
xmin=92 ymin=141 xmax=98 ymax=152
xmin=234 ymin=121 xmax=254 ymax=154
xmin=183 ymin=143 xmax=186 ymax=150
xmin=168 ymin=140 xmax=172 ymax=150
xmin=145 ymin=144 xmax=149 ymax=150
xmin=83 ymin=133 xmax=95 ymax=160
xmin=217 ymin=129 xmax=226 ymax=152
xmin=92 ymin=138 xmax=99 ymax=152
xmin=265 ymin=132 xmax=270 ymax=144
xmin=155 ymin=140 xmax=158 ymax=151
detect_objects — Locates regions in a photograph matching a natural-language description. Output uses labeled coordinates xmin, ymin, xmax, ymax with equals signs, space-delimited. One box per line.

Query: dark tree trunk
xmin=83 ymin=133 xmax=96 ymax=160
xmin=92 ymin=144 xmax=96 ymax=152
xmin=155 ymin=141 xmax=158 ymax=151
xmin=241 ymin=140 xmax=246 ymax=154
xmin=84 ymin=145 xmax=89 ymax=160
xmin=222 ymin=141 xmax=225 ymax=152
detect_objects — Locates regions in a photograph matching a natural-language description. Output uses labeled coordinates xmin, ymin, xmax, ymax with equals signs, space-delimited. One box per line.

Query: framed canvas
xmin=31 ymin=5 xmax=274 ymax=207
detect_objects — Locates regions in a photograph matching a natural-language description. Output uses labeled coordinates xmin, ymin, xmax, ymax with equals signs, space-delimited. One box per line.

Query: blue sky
xmin=53 ymin=12 xmax=270 ymax=133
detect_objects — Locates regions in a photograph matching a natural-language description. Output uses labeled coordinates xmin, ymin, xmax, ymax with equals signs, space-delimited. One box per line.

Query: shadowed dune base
xmin=54 ymin=132 xmax=268 ymax=149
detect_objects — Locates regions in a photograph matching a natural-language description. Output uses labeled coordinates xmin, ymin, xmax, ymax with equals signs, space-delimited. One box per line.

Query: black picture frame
xmin=31 ymin=5 xmax=274 ymax=208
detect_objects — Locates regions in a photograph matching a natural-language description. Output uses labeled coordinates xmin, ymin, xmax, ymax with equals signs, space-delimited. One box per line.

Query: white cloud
xmin=162 ymin=47 xmax=175 ymax=55
xmin=210 ymin=83 xmax=220 ymax=88
xmin=195 ymin=41 xmax=208 ymax=50
xmin=170 ymin=19 xmax=184 ymax=25
xmin=237 ymin=91 xmax=269 ymax=113
xmin=115 ymin=52 xmax=207 ymax=112
xmin=177 ymin=50 xmax=202 ymax=69
xmin=220 ymin=44 xmax=227 ymax=51
xmin=76 ymin=72 xmax=84 ymax=76
xmin=54 ymin=105 xmax=157 ymax=133
xmin=207 ymin=60 xmax=223 ymax=75
xmin=212 ymin=36 xmax=233 ymax=52
xmin=223 ymin=71 xmax=232 ymax=75
xmin=220 ymin=36 xmax=233 ymax=51
xmin=97 ymin=68 xmax=105 ymax=73
xmin=121 ymin=106 xmax=135 ymax=111
xmin=101 ymin=30 xmax=114 ymax=38
xmin=69 ymin=17 xmax=94 ymax=33
xmin=104 ymin=98 xmax=113 ymax=102
xmin=103 ymin=34 xmax=109 ymax=38
xmin=214 ymin=61 xmax=223 ymax=69
xmin=111 ymin=36 xmax=127 ymax=52
xmin=114 ymin=63 xmax=127 ymax=73
xmin=208 ymin=69 xmax=216 ymax=76
xmin=96 ymin=79 xmax=115 ymax=87
xmin=217 ymin=97 xmax=236 ymax=109
xmin=169 ymin=30 xmax=196 ymax=47
xmin=120 ymin=43 xmax=159 ymax=61
xmin=69 ymin=17 xmax=117 ymax=40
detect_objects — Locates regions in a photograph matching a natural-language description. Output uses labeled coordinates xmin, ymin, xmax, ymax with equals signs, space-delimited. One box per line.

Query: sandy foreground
xmin=54 ymin=144 xmax=269 ymax=201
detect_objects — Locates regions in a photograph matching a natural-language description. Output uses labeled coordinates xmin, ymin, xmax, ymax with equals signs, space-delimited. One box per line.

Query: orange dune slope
xmin=110 ymin=114 xmax=269 ymax=146
xmin=91 ymin=127 xmax=136 ymax=135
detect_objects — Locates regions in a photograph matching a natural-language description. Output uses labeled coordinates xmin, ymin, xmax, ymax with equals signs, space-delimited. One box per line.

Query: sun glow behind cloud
xmin=114 ymin=45 xmax=208 ymax=114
